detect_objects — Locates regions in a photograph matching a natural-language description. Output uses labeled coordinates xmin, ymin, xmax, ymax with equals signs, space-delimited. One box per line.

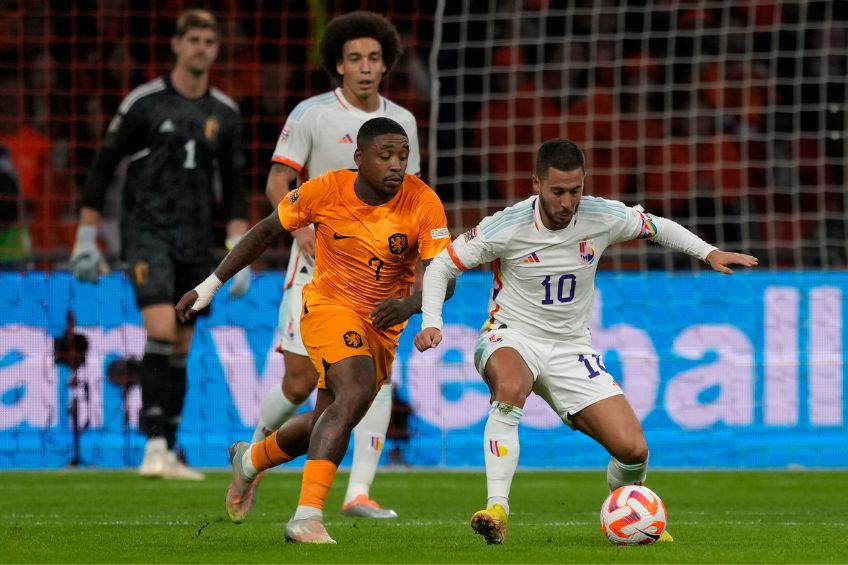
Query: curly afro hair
xmin=319 ymin=11 xmax=403 ymax=79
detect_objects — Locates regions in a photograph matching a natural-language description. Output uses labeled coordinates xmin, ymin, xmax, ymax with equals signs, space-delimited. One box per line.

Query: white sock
xmin=252 ymin=385 xmax=300 ymax=442
xmin=484 ymin=401 xmax=523 ymax=516
xmin=241 ymin=448 xmax=258 ymax=479
xmin=343 ymin=384 xmax=392 ymax=505
xmin=292 ymin=505 xmax=322 ymax=521
xmin=607 ymin=454 xmax=649 ymax=491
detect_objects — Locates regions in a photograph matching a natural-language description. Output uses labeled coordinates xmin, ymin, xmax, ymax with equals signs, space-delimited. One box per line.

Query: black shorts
xmin=125 ymin=242 xmax=215 ymax=322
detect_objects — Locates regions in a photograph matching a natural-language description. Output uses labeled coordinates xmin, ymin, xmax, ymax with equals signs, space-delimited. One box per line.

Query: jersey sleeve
xmin=270 ymin=102 xmax=314 ymax=173
xmin=218 ymin=109 xmax=248 ymax=222
xmin=81 ymin=96 xmax=147 ymax=211
xmin=607 ymin=202 xmax=659 ymax=245
xmin=415 ymin=188 xmax=450 ymax=260
xmin=276 ymin=174 xmax=324 ymax=231
xmin=406 ymin=120 xmax=422 ymax=178
xmin=443 ymin=209 xmax=512 ymax=271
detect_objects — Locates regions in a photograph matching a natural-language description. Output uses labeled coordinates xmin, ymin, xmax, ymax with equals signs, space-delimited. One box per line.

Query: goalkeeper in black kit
xmin=70 ymin=9 xmax=250 ymax=479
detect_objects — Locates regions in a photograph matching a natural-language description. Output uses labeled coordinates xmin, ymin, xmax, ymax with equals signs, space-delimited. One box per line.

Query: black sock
xmin=164 ymin=354 xmax=187 ymax=450
xmin=140 ymin=339 xmax=173 ymax=439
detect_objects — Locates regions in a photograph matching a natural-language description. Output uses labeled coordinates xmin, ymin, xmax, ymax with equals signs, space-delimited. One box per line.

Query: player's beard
xmin=541 ymin=199 xmax=577 ymax=230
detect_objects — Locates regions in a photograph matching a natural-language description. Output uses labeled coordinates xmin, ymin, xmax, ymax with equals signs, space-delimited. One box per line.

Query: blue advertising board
xmin=0 ymin=271 xmax=845 ymax=469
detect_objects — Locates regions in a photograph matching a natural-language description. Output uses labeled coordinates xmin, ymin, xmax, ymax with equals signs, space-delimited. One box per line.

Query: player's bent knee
xmin=614 ymin=440 xmax=649 ymax=466
xmin=282 ymin=374 xmax=318 ymax=405
xmin=491 ymin=380 xmax=531 ymax=406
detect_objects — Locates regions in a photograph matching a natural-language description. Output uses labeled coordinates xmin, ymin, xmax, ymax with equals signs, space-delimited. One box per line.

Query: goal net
xmin=429 ymin=0 xmax=848 ymax=270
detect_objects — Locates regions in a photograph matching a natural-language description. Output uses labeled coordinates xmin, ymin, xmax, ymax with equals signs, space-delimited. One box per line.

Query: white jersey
xmin=271 ymin=87 xmax=421 ymax=178
xmin=272 ymin=87 xmax=421 ymax=285
xmin=439 ymin=196 xmax=669 ymax=346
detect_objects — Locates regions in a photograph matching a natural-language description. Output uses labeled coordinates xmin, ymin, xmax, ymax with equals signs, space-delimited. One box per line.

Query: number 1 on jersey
xmin=183 ymin=139 xmax=197 ymax=169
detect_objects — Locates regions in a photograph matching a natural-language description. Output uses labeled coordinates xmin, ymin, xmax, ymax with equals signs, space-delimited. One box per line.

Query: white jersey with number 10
xmin=444 ymin=196 xmax=658 ymax=348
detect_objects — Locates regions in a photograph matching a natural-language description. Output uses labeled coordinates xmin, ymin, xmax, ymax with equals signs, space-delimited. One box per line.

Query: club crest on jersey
xmin=388 ymin=233 xmax=408 ymax=255
xmin=579 ymin=239 xmax=596 ymax=264
xmin=288 ymin=189 xmax=299 ymax=204
xmin=134 ymin=260 xmax=149 ymax=285
xmin=204 ymin=117 xmax=219 ymax=140
xmin=463 ymin=227 xmax=477 ymax=242
xmin=343 ymin=331 xmax=363 ymax=348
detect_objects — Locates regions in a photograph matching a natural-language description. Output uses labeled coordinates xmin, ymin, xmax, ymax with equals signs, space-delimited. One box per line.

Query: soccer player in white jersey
xmin=414 ymin=139 xmax=758 ymax=544
xmin=225 ymin=11 xmax=419 ymax=522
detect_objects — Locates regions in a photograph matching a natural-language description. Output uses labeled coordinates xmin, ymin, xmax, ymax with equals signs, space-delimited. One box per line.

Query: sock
xmin=140 ymin=339 xmax=173 ymax=439
xmin=165 ymin=354 xmax=187 ymax=450
xmin=607 ymin=454 xmax=649 ymax=491
xmin=294 ymin=459 xmax=337 ymax=520
xmin=245 ymin=431 xmax=293 ymax=477
xmin=484 ymin=401 xmax=523 ymax=516
xmin=292 ymin=505 xmax=322 ymax=521
xmin=343 ymin=383 xmax=392 ymax=505
xmin=251 ymin=385 xmax=300 ymax=442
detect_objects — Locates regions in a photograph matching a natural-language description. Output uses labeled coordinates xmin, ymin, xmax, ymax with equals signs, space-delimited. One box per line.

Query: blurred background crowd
xmin=0 ymin=0 xmax=846 ymax=270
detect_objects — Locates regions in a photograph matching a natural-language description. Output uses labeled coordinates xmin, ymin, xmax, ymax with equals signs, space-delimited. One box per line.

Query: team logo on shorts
xmin=388 ymin=233 xmax=408 ymax=255
xmin=488 ymin=333 xmax=502 ymax=344
xmin=133 ymin=260 xmax=149 ymax=285
xmin=579 ymin=239 xmax=596 ymax=264
xmin=288 ymin=189 xmax=299 ymax=204
xmin=204 ymin=117 xmax=219 ymax=140
xmin=488 ymin=439 xmax=508 ymax=457
xmin=343 ymin=331 xmax=363 ymax=348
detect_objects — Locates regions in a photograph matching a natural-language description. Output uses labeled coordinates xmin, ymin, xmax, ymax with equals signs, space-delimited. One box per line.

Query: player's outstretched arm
xmin=176 ymin=211 xmax=286 ymax=322
xmin=370 ymin=259 xmax=457 ymax=330
xmin=414 ymin=251 xmax=463 ymax=351
xmin=642 ymin=213 xmax=758 ymax=273
xmin=705 ymin=249 xmax=758 ymax=275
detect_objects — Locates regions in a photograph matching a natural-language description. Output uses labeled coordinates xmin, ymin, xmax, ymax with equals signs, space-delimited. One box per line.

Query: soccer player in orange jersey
xmin=176 ymin=117 xmax=454 ymax=544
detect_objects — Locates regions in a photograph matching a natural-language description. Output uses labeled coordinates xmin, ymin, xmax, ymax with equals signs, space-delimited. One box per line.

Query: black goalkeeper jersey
xmin=82 ymin=74 xmax=247 ymax=260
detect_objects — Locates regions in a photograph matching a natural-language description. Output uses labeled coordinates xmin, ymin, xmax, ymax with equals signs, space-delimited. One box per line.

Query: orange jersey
xmin=276 ymin=169 xmax=450 ymax=319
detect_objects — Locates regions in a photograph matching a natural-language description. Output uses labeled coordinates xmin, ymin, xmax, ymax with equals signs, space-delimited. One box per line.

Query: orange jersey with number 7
xmin=276 ymin=169 xmax=450 ymax=323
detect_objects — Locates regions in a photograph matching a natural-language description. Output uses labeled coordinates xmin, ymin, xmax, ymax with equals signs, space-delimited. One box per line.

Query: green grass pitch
xmin=1 ymin=470 xmax=846 ymax=563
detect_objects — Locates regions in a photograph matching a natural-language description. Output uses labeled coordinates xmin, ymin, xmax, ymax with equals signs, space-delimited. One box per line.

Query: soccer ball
xmin=600 ymin=485 xmax=667 ymax=545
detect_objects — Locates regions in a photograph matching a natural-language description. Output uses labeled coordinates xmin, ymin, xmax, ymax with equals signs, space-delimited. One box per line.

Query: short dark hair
xmin=319 ymin=11 xmax=403 ymax=79
xmin=175 ymin=9 xmax=219 ymax=37
xmin=357 ymin=117 xmax=408 ymax=147
xmin=535 ymin=139 xmax=585 ymax=178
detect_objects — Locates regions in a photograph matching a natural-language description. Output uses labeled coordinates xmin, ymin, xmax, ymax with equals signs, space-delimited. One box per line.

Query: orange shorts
xmin=300 ymin=303 xmax=400 ymax=394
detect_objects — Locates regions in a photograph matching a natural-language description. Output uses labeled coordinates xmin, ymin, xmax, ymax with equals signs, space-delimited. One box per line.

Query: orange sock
xmin=297 ymin=459 xmax=338 ymax=510
xmin=249 ymin=431 xmax=292 ymax=472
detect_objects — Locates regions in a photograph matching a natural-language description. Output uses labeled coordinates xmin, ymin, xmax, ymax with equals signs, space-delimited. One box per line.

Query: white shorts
xmin=474 ymin=327 xmax=623 ymax=427
xmin=277 ymin=280 xmax=307 ymax=356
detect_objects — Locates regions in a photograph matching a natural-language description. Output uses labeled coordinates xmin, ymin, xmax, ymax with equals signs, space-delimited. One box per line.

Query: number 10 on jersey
xmin=541 ymin=274 xmax=576 ymax=305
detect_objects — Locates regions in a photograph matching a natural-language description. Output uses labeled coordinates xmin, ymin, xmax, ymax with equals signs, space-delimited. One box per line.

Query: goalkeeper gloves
xmin=70 ymin=225 xmax=109 ymax=283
